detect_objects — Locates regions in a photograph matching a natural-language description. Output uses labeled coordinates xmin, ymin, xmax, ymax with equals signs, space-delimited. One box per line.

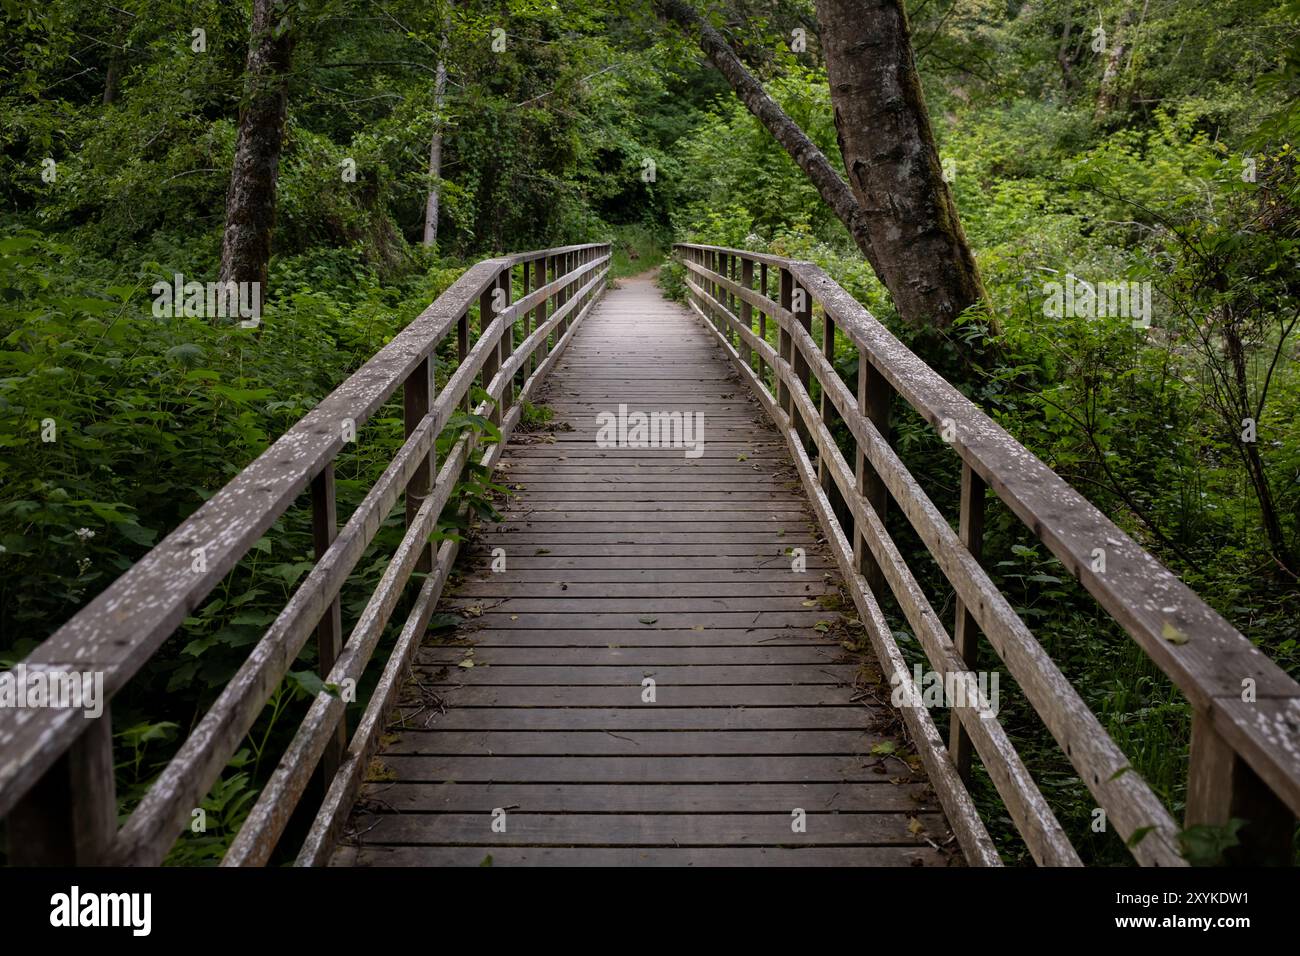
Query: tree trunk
xmin=1095 ymin=8 xmax=1134 ymax=119
xmin=1056 ymin=2 xmax=1075 ymax=91
xmin=652 ymin=0 xmax=884 ymax=278
xmin=218 ymin=0 xmax=295 ymax=318
xmin=103 ymin=58 xmax=121 ymax=105
xmin=422 ymin=55 xmax=449 ymax=249
xmin=815 ymin=0 xmax=986 ymax=327
xmin=1222 ymin=311 xmax=1298 ymax=576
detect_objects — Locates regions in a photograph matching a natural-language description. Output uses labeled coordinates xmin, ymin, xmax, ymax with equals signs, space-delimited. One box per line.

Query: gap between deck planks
xmin=331 ymin=273 xmax=962 ymax=867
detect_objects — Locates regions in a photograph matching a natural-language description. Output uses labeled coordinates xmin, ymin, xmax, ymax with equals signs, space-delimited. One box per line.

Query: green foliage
xmin=1178 ymin=819 xmax=1247 ymax=867
xmin=609 ymin=223 xmax=668 ymax=277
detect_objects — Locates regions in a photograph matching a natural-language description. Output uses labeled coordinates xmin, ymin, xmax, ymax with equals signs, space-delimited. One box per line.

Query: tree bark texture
xmin=218 ymin=0 xmax=295 ymax=312
xmin=815 ymin=0 xmax=986 ymax=327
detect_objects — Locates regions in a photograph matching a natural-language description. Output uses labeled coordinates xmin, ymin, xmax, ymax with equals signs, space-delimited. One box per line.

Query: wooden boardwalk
xmin=330 ymin=275 xmax=958 ymax=866
xmin=12 ymin=243 xmax=1295 ymax=868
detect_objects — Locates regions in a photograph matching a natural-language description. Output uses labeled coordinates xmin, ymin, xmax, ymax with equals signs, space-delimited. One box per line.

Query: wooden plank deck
xmin=330 ymin=274 xmax=961 ymax=867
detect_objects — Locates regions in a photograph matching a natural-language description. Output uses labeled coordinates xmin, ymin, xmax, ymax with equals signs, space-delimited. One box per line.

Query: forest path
xmin=328 ymin=274 xmax=958 ymax=866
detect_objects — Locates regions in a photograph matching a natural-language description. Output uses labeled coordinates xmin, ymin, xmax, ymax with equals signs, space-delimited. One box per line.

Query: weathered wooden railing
xmin=677 ymin=242 xmax=1300 ymax=866
xmin=0 ymin=242 xmax=611 ymax=866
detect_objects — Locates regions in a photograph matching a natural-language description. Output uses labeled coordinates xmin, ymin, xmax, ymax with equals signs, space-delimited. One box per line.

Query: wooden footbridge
xmin=2 ymin=243 xmax=1298 ymax=866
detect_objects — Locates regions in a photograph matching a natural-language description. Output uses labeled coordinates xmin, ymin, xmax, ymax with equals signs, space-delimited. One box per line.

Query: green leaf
xmin=287 ymin=670 xmax=327 ymax=697
xmin=1178 ymin=819 xmax=1246 ymax=866
xmin=1125 ymin=826 xmax=1155 ymax=848
xmin=115 ymin=521 xmax=157 ymax=546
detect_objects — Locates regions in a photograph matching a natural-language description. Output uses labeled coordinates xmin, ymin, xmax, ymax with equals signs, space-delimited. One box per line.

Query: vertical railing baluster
xmin=544 ymin=254 xmax=553 ymax=350
xmin=498 ymin=268 xmax=514 ymax=420
xmin=1186 ymin=712 xmax=1294 ymax=864
xmin=312 ymin=461 xmax=347 ymax=779
xmin=759 ymin=262 xmax=769 ymax=389
xmin=710 ymin=252 xmax=717 ymax=326
xmin=481 ymin=273 xmax=503 ymax=427
xmin=555 ymin=253 xmax=563 ymax=338
xmin=740 ymin=257 xmax=754 ymax=369
xmin=533 ymin=255 xmax=546 ymax=368
xmin=854 ymin=350 xmax=892 ymax=597
xmin=722 ymin=252 xmax=732 ymax=325
xmin=564 ymin=251 xmax=574 ymax=321
xmin=733 ymin=256 xmax=743 ymax=346
xmin=6 ymin=713 xmax=116 ymax=865
xmin=777 ymin=268 xmax=793 ymax=423
xmin=521 ymin=258 xmax=534 ymax=380
xmin=457 ymin=306 xmax=470 ymax=412
xmin=712 ymin=251 xmax=722 ymax=333
xmin=819 ymin=309 xmax=837 ymax=500
xmin=563 ymin=251 xmax=572 ymax=333
xmin=949 ymin=461 xmax=985 ymax=780
xmin=707 ymin=251 xmax=717 ymax=325
xmin=791 ymin=275 xmax=812 ymax=446
xmin=717 ymin=251 xmax=726 ymax=318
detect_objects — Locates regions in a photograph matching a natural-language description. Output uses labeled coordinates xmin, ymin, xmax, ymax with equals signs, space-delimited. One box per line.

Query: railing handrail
xmin=0 ymin=243 xmax=611 ymax=865
xmin=675 ymin=241 xmax=1300 ymax=865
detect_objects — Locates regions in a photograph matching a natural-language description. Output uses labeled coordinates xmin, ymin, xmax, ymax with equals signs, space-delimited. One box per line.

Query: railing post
xmin=542 ymin=255 xmax=555 ymax=362
xmin=498 ymin=268 xmax=514 ymax=420
xmin=311 ymin=462 xmax=347 ymax=780
xmin=759 ymin=262 xmax=770 ymax=388
xmin=740 ymin=257 xmax=753 ymax=368
xmin=701 ymin=250 xmax=711 ymax=321
xmin=532 ymin=255 xmax=546 ymax=369
xmin=561 ymin=252 xmax=571 ymax=333
xmin=7 ymin=712 xmax=116 ymax=865
xmin=722 ymin=252 xmax=732 ymax=324
xmin=684 ymin=247 xmax=695 ymax=312
xmin=728 ymin=255 xmax=737 ymax=344
xmin=949 ymin=461 xmax=986 ymax=781
xmin=819 ymin=309 xmax=836 ymax=498
xmin=854 ymin=351 xmax=892 ymax=597
xmin=520 ymin=259 xmax=534 ymax=379
xmin=481 ymin=275 xmax=503 ymax=427
xmin=707 ymin=247 xmax=717 ymax=329
xmin=777 ymin=267 xmax=794 ymax=421
xmin=567 ymin=251 xmax=576 ymax=324
xmin=551 ymin=256 xmax=566 ymax=338
xmin=711 ymin=251 xmax=722 ymax=333
xmin=711 ymin=249 xmax=719 ymax=330
xmin=791 ymin=275 xmax=812 ymax=446
xmin=457 ymin=306 xmax=470 ymax=412
xmin=1186 ymin=711 xmax=1294 ymax=865
xmin=715 ymin=252 xmax=724 ymax=328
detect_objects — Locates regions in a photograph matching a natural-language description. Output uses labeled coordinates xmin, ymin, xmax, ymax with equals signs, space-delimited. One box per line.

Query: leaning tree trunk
xmin=422 ymin=55 xmax=449 ymax=249
xmin=218 ymin=0 xmax=295 ymax=318
xmin=653 ymin=0 xmax=884 ymax=279
xmin=815 ymin=0 xmax=986 ymax=327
